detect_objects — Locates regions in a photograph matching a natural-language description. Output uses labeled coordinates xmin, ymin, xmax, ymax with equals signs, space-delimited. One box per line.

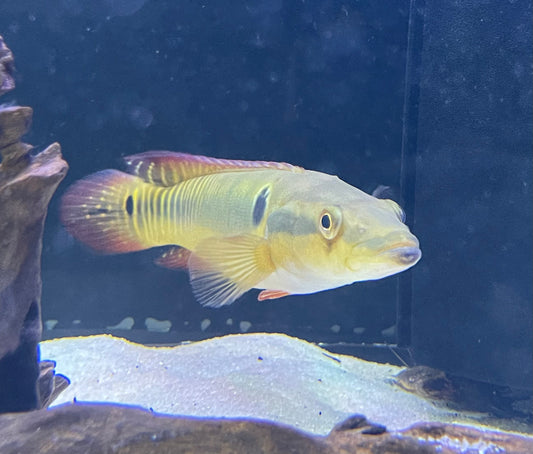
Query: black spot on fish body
xmin=253 ymin=186 xmax=270 ymax=226
xmin=125 ymin=195 xmax=134 ymax=215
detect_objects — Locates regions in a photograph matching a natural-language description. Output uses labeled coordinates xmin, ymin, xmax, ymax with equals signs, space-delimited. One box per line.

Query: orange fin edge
xmin=258 ymin=290 xmax=291 ymax=301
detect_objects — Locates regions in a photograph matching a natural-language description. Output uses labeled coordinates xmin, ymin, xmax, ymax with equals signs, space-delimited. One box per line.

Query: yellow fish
xmin=60 ymin=151 xmax=421 ymax=307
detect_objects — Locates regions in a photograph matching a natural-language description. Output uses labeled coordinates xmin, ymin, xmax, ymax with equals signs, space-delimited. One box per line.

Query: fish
xmin=60 ymin=151 xmax=421 ymax=308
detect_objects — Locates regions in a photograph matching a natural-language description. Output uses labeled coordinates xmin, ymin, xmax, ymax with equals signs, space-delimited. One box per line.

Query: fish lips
xmin=381 ymin=243 xmax=422 ymax=266
xmin=347 ymin=237 xmax=421 ymax=275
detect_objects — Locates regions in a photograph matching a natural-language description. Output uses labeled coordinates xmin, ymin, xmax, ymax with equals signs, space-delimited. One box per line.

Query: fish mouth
xmin=347 ymin=236 xmax=422 ymax=274
xmin=381 ymin=244 xmax=422 ymax=266
xmin=349 ymin=236 xmax=421 ymax=271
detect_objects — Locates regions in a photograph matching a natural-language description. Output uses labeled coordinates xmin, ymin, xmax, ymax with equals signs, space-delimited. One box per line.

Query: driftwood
xmin=0 ymin=403 xmax=531 ymax=454
xmin=0 ymin=36 xmax=15 ymax=96
xmin=0 ymin=35 xmax=68 ymax=412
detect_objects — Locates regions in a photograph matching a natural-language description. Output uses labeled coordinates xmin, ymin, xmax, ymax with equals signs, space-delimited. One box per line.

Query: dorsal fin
xmin=123 ymin=151 xmax=304 ymax=186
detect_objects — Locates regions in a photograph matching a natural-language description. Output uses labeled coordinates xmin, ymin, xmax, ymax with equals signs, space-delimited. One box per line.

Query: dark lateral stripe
xmin=267 ymin=208 xmax=316 ymax=236
xmin=253 ymin=186 xmax=270 ymax=226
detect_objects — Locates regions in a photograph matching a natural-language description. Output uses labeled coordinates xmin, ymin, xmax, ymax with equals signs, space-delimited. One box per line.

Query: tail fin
xmin=60 ymin=170 xmax=148 ymax=254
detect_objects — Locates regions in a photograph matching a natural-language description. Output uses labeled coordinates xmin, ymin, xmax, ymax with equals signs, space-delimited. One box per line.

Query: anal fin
xmin=155 ymin=246 xmax=191 ymax=270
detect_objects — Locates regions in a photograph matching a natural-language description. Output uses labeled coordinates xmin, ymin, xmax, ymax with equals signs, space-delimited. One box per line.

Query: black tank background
xmin=0 ymin=0 xmax=530 ymax=390
xmin=410 ymin=0 xmax=532 ymax=391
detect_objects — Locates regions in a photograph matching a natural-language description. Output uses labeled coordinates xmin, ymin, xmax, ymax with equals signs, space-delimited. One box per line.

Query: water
xmin=0 ymin=0 xmax=531 ymax=428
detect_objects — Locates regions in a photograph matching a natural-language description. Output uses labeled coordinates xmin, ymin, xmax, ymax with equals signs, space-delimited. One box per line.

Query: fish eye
xmin=321 ymin=213 xmax=332 ymax=230
xmin=319 ymin=207 xmax=342 ymax=240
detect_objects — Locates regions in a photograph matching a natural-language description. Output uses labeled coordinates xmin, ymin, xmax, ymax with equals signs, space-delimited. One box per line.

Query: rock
xmin=0 ymin=35 xmax=68 ymax=412
xmin=326 ymin=415 xmax=533 ymax=453
xmin=0 ymin=403 xmax=531 ymax=454
xmin=399 ymin=422 xmax=533 ymax=454
xmin=394 ymin=365 xmax=456 ymax=401
xmin=394 ymin=365 xmax=533 ymax=421
xmin=0 ymin=107 xmax=33 ymax=153
xmin=0 ymin=36 xmax=14 ymax=96
xmin=0 ymin=403 xmax=331 ymax=454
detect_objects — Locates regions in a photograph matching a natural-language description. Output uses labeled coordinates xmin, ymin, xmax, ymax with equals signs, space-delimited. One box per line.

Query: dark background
xmin=0 ymin=0 xmax=531 ymax=390
xmin=411 ymin=0 xmax=532 ymax=390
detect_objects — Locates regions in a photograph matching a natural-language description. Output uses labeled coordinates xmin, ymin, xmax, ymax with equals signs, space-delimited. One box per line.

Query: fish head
xmin=266 ymin=174 xmax=421 ymax=293
xmin=341 ymin=197 xmax=421 ymax=281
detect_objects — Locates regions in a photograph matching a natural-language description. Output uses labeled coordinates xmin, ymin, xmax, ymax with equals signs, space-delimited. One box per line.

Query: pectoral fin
xmin=188 ymin=235 xmax=275 ymax=308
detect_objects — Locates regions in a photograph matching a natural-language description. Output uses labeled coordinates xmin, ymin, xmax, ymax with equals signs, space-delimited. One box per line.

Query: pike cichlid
xmin=61 ymin=151 xmax=421 ymax=307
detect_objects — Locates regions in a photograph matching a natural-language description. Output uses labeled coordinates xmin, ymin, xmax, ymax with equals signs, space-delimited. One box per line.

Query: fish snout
xmin=348 ymin=232 xmax=421 ymax=273
xmin=346 ymin=230 xmax=422 ymax=281
xmin=383 ymin=245 xmax=421 ymax=266
xmin=378 ymin=230 xmax=421 ymax=267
